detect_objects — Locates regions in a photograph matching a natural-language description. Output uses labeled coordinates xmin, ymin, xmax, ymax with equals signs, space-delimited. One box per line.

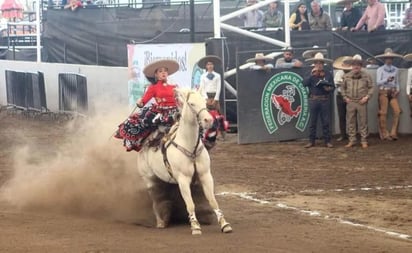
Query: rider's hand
xmin=136 ymin=99 xmax=144 ymax=108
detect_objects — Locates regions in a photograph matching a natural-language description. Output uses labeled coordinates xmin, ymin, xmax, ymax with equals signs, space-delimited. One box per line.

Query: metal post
xmin=213 ymin=0 xmax=221 ymax=38
xmin=190 ymin=0 xmax=195 ymax=42
xmin=36 ymin=0 xmax=41 ymax=62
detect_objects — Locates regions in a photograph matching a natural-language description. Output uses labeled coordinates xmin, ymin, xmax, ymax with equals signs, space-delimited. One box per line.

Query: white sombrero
xmin=305 ymin=52 xmax=333 ymax=64
xmin=343 ymin=54 xmax=365 ymax=65
xmin=302 ymin=46 xmax=328 ymax=59
xmin=143 ymin=59 xmax=179 ymax=78
xmin=374 ymin=48 xmax=403 ymax=59
xmin=333 ymin=56 xmax=353 ymax=70
xmin=246 ymin=53 xmax=273 ymax=63
xmin=197 ymin=55 xmax=222 ymax=68
xmin=403 ymin=53 xmax=412 ymax=62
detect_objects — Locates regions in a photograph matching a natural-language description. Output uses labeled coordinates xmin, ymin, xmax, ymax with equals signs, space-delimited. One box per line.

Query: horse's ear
xmin=174 ymin=88 xmax=185 ymax=108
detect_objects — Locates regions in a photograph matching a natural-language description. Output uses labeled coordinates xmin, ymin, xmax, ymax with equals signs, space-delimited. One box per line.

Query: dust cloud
xmin=0 ymin=105 xmax=154 ymax=225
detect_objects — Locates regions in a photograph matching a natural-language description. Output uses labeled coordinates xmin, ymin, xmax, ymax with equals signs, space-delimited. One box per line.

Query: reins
xmin=161 ymin=91 xmax=207 ymax=179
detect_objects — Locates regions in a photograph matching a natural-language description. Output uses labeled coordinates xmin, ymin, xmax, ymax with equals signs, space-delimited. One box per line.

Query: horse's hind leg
xmin=148 ymin=180 xmax=172 ymax=228
xmin=198 ymin=172 xmax=233 ymax=233
xmin=177 ymin=176 xmax=202 ymax=235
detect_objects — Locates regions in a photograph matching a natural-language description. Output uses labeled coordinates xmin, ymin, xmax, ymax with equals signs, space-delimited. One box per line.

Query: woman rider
xmin=115 ymin=59 xmax=180 ymax=152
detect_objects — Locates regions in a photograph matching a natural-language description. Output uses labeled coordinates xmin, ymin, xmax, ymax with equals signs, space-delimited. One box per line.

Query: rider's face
xmin=155 ymin=67 xmax=169 ymax=81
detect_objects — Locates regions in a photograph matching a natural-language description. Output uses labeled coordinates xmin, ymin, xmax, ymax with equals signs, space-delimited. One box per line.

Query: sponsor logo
xmin=261 ymin=71 xmax=309 ymax=134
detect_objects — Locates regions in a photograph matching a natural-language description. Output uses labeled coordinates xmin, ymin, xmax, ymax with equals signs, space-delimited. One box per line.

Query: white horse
xmin=136 ymin=88 xmax=232 ymax=235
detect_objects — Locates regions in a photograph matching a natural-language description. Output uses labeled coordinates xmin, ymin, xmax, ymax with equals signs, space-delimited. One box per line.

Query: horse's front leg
xmin=199 ymin=171 xmax=233 ymax=233
xmin=176 ymin=175 xmax=202 ymax=235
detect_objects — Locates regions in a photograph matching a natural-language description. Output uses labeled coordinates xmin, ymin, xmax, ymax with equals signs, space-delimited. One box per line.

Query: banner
xmin=127 ymin=43 xmax=205 ymax=107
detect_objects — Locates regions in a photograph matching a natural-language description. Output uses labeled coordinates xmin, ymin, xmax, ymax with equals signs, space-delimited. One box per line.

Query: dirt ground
xmin=0 ymin=109 xmax=411 ymax=253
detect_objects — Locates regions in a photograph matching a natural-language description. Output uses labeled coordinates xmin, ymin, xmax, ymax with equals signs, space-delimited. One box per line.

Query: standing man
xmin=375 ymin=48 xmax=403 ymax=140
xmin=308 ymin=0 xmax=332 ymax=30
xmin=197 ymin=55 xmax=223 ymax=113
xmin=341 ymin=55 xmax=374 ymax=149
xmin=303 ymin=53 xmax=335 ymax=148
xmin=404 ymin=53 xmax=412 ymax=117
xmin=351 ymin=0 xmax=385 ymax=32
xmin=275 ymin=47 xmax=303 ymax=68
xmin=333 ymin=56 xmax=353 ymax=141
xmin=338 ymin=0 xmax=362 ymax=31
xmin=239 ymin=0 xmax=264 ymax=28
xmin=263 ymin=0 xmax=283 ymax=28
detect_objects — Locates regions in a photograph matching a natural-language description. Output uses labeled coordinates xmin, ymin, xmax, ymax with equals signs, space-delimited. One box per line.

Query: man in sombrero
xmin=404 ymin=53 xmax=412 ymax=117
xmin=303 ymin=52 xmax=335 ymax=148
xmin=197 ymin=55 xmax=222 ymax=113
xmin=376 ymin=48 xmax=403 ymax=141
xmin=333 ymin=56 xmax=353 ymax=141
xmin=341 ymin=55 xmax=374 ymax=149
xmin=246 ymin=53 xmax=274 ymax=71
xmin=115 ymin=59 xmax=180 ymax=152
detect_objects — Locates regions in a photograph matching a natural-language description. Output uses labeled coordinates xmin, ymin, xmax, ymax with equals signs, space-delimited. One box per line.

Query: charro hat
xmin=403 ymin=53 xmax=412 ymax=62
xmin=374 ymin=48 xmax=403 ymax=59
xmin=143 ymin=59 xmax=179 ymax=78
xmin=343 ymin=54 xmax=365 ymax=65
xmin=197 ymin=55 xmax=222 ymax=68
xmin=246 ymin=53 xmax=273 ymax=63
xmin=333 ymin=56 xmax=353 ymax=70
xmin=302 ymin=45 xmax=328 ymax=59
xmin=305 ymin=52 xmax=333 ymax=64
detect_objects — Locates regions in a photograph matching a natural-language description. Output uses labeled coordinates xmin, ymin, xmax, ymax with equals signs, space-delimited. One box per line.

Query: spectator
xmin=365 ymin=57 xmax=380 ymax=69
xmin=239 ymin=0 xmax=264 ymax=28
xmin=64 ymin=0 xmax=83 ymax=11
xmin=302 ymin=45 xmax=328 ymax=60
xmin=333 ymin=56 xmax=352 ymax=141
xmin=403 ymin=0 xmax=412 ymax=28
xmin=308 ymin=0 xmax=332 ymax=30
xmin=246 ymin=53 xmax=274 ymax=71
xmin=275 ymin=47 xmax=303 ymax=68
xmin=289 ymin=2 xmax=310 ymax=30
xmin=404 ymin=53 xmax=412 ymax=117
xmin=263 ymin=0 xmax=283 ymax=28
xmin=303 ymin=52 xmax=335 ymax=148
xmin=351 ymin=0 xmax=385 ymax=32
xmin=338 ymin=0 xmax=362 ymax=31
xmin=375 ymin=48 xmax=403 ymax=140
xmin=197 ymin=55 xmax=222 ymax=113
xmin=341 ymin=55 xmax=374 ymax=148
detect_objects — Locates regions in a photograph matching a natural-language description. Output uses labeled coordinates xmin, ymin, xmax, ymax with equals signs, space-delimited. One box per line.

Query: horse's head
xmin=175 ymin=88 xmax=213 ymax=129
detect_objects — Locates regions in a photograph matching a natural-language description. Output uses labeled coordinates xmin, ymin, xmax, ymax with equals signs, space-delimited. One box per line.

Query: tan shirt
xmin=341 ymin=70 xmax=374 ymax=100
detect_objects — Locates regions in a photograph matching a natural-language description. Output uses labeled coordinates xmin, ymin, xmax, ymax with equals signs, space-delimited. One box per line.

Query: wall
xmin=0 ymin=60 xmax=129 ymax=114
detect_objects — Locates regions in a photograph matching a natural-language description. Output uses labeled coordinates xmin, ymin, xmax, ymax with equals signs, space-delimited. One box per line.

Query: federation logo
xmin=261 ymin=71 xmax=309 ymax=134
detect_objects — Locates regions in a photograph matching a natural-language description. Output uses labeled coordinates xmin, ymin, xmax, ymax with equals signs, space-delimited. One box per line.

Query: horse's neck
xmin=174 ymin=106 xmax=199 ymax=148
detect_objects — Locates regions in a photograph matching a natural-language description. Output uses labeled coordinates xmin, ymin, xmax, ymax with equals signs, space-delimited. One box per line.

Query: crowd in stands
xmin=238 ymin=0 xmax=411 ymax=31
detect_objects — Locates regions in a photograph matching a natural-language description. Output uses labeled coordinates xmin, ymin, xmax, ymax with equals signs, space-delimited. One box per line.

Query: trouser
xmin=346 ymin=101 xmax=368 ymax=144
xmin=206 ymin=92 xmax=220 ymax=113
xmin=378 ymin=90 xmax=401 ymax=138
xmin=409 ymin=95 xmax=412 ymax=117
xmin=336 ymin=93 xmax=347 ymax=137
xmin=308 ymin=98 xmax=331 ymax=144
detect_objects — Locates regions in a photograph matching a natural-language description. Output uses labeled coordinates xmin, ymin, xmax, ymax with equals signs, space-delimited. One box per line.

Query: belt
xmin=310 ymin=95 xmax=329 ymax=100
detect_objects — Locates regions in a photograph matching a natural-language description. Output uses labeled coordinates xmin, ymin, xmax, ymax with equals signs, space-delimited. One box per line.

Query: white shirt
xmin=198 ymin=70 xmax=222 ymax=101
xmin=334 ymin=69 xmax=345 ymax=93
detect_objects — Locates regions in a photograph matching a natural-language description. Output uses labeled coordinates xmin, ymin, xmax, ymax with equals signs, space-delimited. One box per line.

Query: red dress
xmin=116 ymin=81 xmax=178 ymax=152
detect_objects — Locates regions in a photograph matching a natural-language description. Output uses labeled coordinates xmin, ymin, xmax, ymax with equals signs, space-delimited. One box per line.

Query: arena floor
xmin=0 ymin=110 xmax=411 ymax=252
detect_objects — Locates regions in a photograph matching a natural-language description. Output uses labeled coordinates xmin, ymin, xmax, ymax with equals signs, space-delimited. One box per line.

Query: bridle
xmin=162 ymin=91 xmax=210 ymax=179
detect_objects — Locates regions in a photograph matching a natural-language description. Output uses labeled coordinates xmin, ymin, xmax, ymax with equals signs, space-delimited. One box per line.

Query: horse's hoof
xmin=192 ymin=229 xmax=202 ymax=235
xmin=221 ymin=224 xmax=233 ymax=233
xmin=156 ymin=221 xmax=166 ymax=228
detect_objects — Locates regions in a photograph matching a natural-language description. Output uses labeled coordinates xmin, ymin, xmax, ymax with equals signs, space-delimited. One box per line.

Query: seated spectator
xmin=275 ymin=47 xmax=303 ymax=68
xmin=338 ymin=0 xmax=362 ymax=31
xmin=404 ymin=53 xmax=412 ymax=116
xmin=365 ymin=57 xmax=380 ymax=69
xmin=302 ymin=45 xmax=328 ymax=60
xmin=289 ymin=2 xmax=310 ymax=30
xmin=239 ymin=0 xmax=264 ymax=29
xmin=246 ymin=53 xmax=274 ymax=71
xmin=351 ymin=0 xmax=385 ymax=32
xmin=64 ymin=0 xmax=83 ymax=11
xmin=263 ymin=0 xmax=283 ymax=28
xmin=308 ymin=0 xmax=332 ymax=30
xmin=403 ymin=0 xmax=412 ymax=28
